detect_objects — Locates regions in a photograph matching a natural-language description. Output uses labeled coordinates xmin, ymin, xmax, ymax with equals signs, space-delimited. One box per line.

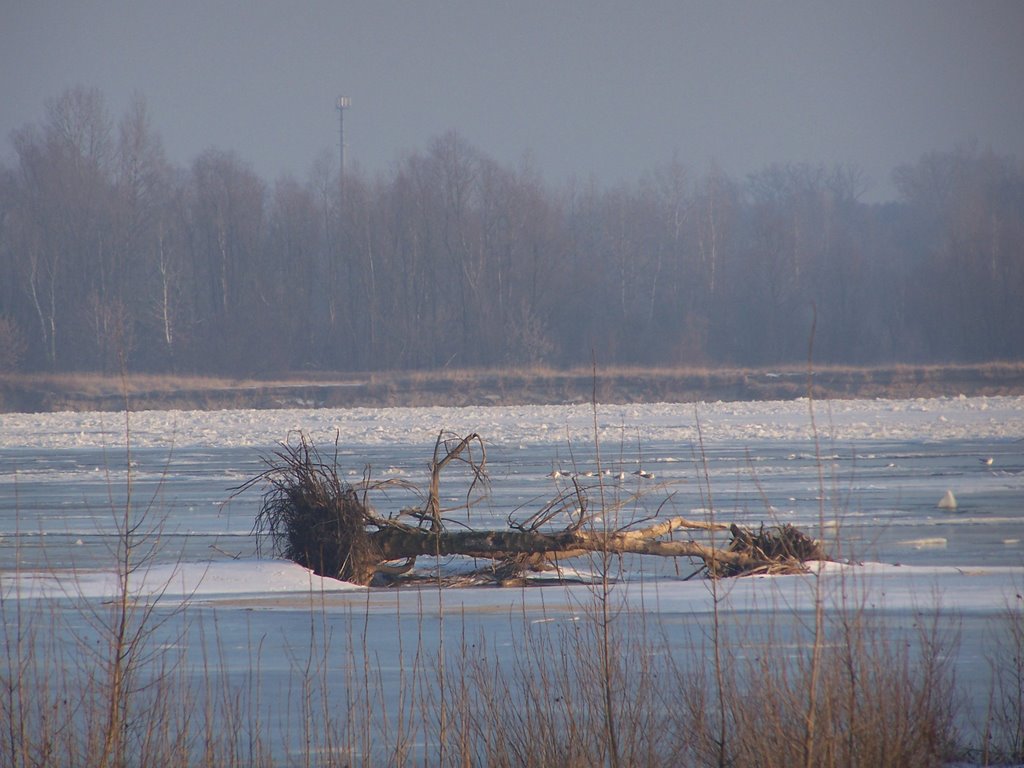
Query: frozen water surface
xmin=2 ymin=396 xmax=1022 ymax=763
xmin=3 ymin=396 xmax=1021 ymax=571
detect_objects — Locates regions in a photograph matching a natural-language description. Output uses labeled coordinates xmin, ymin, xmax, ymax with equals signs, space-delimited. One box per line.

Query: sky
xmin=2 ymin=1 xmax=1023 ymax=202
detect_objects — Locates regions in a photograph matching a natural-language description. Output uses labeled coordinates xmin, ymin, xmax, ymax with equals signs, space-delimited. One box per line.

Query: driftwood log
xmin=238 ymin=431 xmax=828 ymax=586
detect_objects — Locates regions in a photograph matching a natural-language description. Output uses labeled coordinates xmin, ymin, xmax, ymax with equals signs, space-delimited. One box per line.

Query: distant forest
xmin=1 ymin=86 xmax=1022 ymax=376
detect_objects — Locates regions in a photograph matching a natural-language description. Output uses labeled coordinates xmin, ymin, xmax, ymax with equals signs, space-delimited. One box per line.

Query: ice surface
xmin=3 ymin=395 xmax=1022 ymax=450
xmin=4 ymin=555 xmax=1021 ymax=620
xmin=2 ymin=397 xmax=1022 ymax=766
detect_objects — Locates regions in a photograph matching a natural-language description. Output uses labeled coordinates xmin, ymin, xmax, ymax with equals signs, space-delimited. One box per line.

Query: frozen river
xmin=3 ymin=435 xmax=1024 ymax=573
xmin=3 ymin=396 xmax=1023 ymax=574
xmin=2 ymin=397 xmax=1023 ymax=765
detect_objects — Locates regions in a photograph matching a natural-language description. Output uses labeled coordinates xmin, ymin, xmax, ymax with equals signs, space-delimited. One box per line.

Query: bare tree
xmin=7 ymin=87 xmax=115 ymax=369
xmin=185 ymin=149 xmax=265 ymax=370
xmin=895 ymin=144 xmax=1024 ymax=360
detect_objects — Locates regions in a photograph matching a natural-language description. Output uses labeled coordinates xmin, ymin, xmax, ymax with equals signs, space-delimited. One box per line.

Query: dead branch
xmin=240 ymin=431 xmax=828 ymax=586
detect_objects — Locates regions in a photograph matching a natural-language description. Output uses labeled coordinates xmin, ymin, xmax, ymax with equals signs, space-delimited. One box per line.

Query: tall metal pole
xmin=336 ymin=96 xmax=351 ymax=210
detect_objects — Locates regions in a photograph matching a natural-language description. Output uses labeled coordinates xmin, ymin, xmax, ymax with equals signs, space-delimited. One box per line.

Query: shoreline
xmin=3 ymin=361 xmax=1024 ymax=414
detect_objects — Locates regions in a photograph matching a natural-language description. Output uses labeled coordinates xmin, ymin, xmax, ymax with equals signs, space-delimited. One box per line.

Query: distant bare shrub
xmin=506 ymin=301 xmax=555 ymax=365
xmin=0 ymin=315 xmax=27 ymax=372
xmin=86 ymin=293 xmax=135 ymax=371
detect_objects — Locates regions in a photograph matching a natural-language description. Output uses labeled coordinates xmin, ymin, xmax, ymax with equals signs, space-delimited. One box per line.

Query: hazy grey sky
xmin=3 ymin=1 xmax=1022 ymax=201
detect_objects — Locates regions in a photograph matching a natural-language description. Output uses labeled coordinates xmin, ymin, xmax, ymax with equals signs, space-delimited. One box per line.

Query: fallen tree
xmin=237 ymin=431 xmax=828 ymax=586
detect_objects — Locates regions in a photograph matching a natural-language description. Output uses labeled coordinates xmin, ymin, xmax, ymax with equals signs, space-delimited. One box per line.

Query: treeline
xmin=1 ymin=86 xmax=1022 ymax=375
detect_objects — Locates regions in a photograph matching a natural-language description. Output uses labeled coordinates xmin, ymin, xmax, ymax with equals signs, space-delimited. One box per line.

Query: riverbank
xmin=3 ymin=362 xmax=1024 ymax=413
